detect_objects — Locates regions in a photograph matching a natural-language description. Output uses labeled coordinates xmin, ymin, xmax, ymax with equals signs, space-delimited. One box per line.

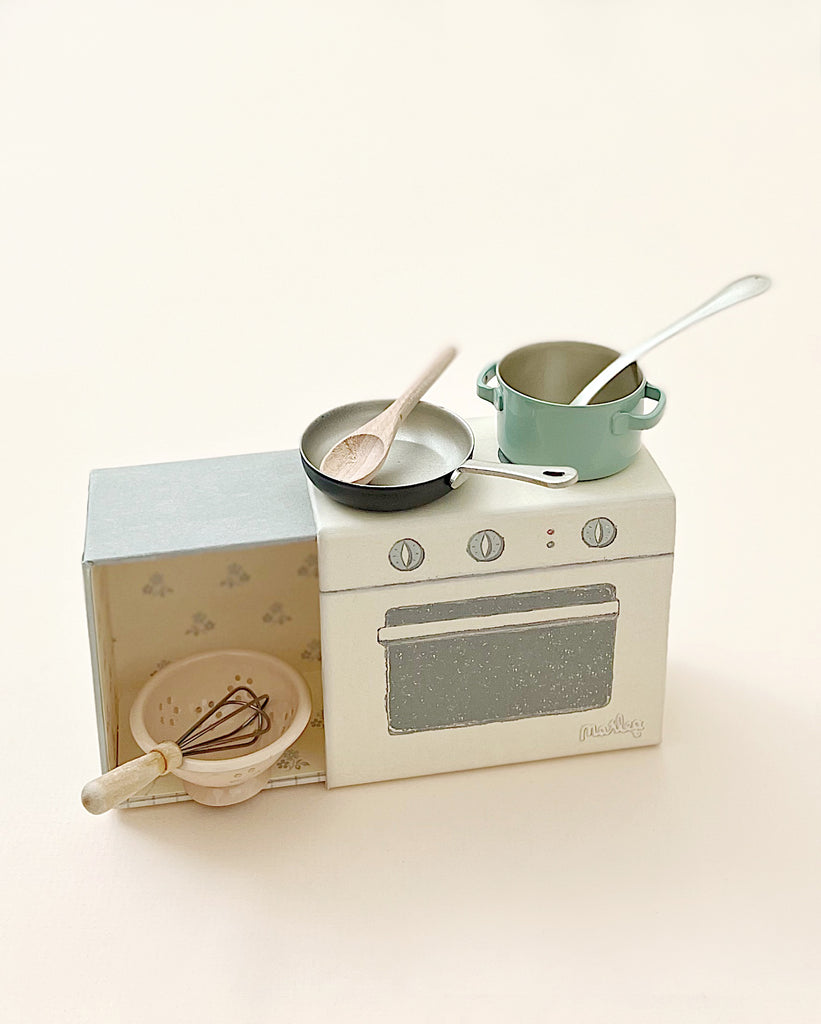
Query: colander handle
xmin=81 ymin=742 xmax=183 ymax=815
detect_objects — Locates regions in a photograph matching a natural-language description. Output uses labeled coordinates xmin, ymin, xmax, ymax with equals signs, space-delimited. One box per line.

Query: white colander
xmin=82 ymin=649 xmax=311 ymax=812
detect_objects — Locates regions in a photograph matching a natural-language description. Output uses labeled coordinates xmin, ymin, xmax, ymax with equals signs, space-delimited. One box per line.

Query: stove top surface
xmin=308 ymin=416 xmax=675 ymax=591
xmin=309 ymin=416 xmax=672 ymax=532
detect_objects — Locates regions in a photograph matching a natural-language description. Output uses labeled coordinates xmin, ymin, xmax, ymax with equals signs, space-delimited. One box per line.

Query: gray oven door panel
xmin=379 ymin=586 xmax=619 ymax=734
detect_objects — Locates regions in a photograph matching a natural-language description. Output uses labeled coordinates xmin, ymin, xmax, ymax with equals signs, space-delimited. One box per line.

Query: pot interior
xmin=499 ymin=342 xmax=642 ymax=405
xmin=301 ymin=401 xmax=473 ymax=488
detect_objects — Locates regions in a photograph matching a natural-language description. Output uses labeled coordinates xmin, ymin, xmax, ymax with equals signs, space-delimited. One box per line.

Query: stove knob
xmin=582 ymin=517 xmax=617 ymax=548
xmin=388 ymin=538 xmax=425 ymax=571
xmin=467 ymin=529 xmax=505 ymax=562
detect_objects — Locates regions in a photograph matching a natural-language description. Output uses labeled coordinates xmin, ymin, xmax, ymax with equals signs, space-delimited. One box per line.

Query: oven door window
xmin=377 ymin=585 xmax=619 ymax=734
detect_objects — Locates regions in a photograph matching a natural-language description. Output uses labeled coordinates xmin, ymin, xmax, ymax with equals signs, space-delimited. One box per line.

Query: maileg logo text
xmin=579 ymin=713 xmax=645 ymax=742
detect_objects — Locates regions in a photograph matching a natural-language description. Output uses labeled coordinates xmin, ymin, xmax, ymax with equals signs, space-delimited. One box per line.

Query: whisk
xmin=82 ymin=684 xmax=272 ymax=814
xmin=175 ymin=685 xmax=271 ymax=755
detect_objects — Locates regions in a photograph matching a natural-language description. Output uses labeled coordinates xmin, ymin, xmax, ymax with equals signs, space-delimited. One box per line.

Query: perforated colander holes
xmin=220 ymin=675 xmax=257 ymax=695
xmin=161 ymin=696 xmax=181 ymax=728
xmin=194 ymin=694 xmax=223 ymax=716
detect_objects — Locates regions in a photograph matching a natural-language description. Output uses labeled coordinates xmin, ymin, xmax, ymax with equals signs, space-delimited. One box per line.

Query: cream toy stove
xmin=310 ymin=418 xmax=675 ymax=788
xmin=83 ymin=417 xmax=674 ymax=804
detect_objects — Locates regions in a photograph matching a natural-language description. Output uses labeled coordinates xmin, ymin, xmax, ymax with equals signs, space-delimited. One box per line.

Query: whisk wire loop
xmin=176 ymin=686 xmax=272 ymax=757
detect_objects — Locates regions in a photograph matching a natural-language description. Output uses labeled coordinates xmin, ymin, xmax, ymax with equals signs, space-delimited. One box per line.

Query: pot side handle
xmin=453 ymin=461 xmax=578 ymax=488
xmin=611 ymin=383 xmax=666 ymax=434
xmin=476 ymin=361 xmax=502 ymax=408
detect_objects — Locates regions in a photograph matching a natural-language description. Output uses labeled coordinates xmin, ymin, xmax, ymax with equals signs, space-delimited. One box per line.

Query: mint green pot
xmin=477 ymin=341 xmax=666 ymax=481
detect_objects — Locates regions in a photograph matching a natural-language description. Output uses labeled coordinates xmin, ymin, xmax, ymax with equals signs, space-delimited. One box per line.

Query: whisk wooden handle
xmin=81 ymin=742 xmax=183 ymax=815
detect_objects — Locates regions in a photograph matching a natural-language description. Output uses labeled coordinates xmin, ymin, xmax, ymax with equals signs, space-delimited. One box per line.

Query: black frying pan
xmin=300 ymin=401 xmax=577 ymax=512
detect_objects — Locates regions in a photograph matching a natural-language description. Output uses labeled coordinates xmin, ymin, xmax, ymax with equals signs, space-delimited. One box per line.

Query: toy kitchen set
xmin=80 ymin=278 xmax=767 ymax=813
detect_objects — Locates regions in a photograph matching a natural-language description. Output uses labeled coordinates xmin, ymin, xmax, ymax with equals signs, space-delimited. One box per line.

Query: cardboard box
xmin=83 ymin=449 xmax=325 ymax=806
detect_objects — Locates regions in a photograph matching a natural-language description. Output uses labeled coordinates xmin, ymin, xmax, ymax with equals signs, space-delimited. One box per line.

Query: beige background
xmin=1 ymin=2 xmax=819 ymax=1021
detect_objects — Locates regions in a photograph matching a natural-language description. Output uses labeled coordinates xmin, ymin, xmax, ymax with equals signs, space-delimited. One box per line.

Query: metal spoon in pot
xmin=569 ymin=274 xmax=771 ymax=406
xmin=320 ymin=346 xmax=458 ymax=484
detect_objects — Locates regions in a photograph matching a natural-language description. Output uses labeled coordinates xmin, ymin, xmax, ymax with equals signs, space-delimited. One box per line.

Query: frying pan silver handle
xmin=452 ymin=461 xmax=578 ymax=489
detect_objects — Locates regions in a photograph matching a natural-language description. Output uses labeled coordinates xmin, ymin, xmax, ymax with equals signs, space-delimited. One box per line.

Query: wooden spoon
xmin=319 ymin=346 xmax=457 ymax=484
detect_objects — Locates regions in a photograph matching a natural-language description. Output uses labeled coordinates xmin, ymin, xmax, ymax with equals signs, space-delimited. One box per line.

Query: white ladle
xmin=570 ymin=275 xmax=771 ymax=406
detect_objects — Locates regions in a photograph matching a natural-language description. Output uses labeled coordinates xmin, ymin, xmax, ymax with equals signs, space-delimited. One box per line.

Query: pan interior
xmin=302 ymin=401 xmax=472 ymax=487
